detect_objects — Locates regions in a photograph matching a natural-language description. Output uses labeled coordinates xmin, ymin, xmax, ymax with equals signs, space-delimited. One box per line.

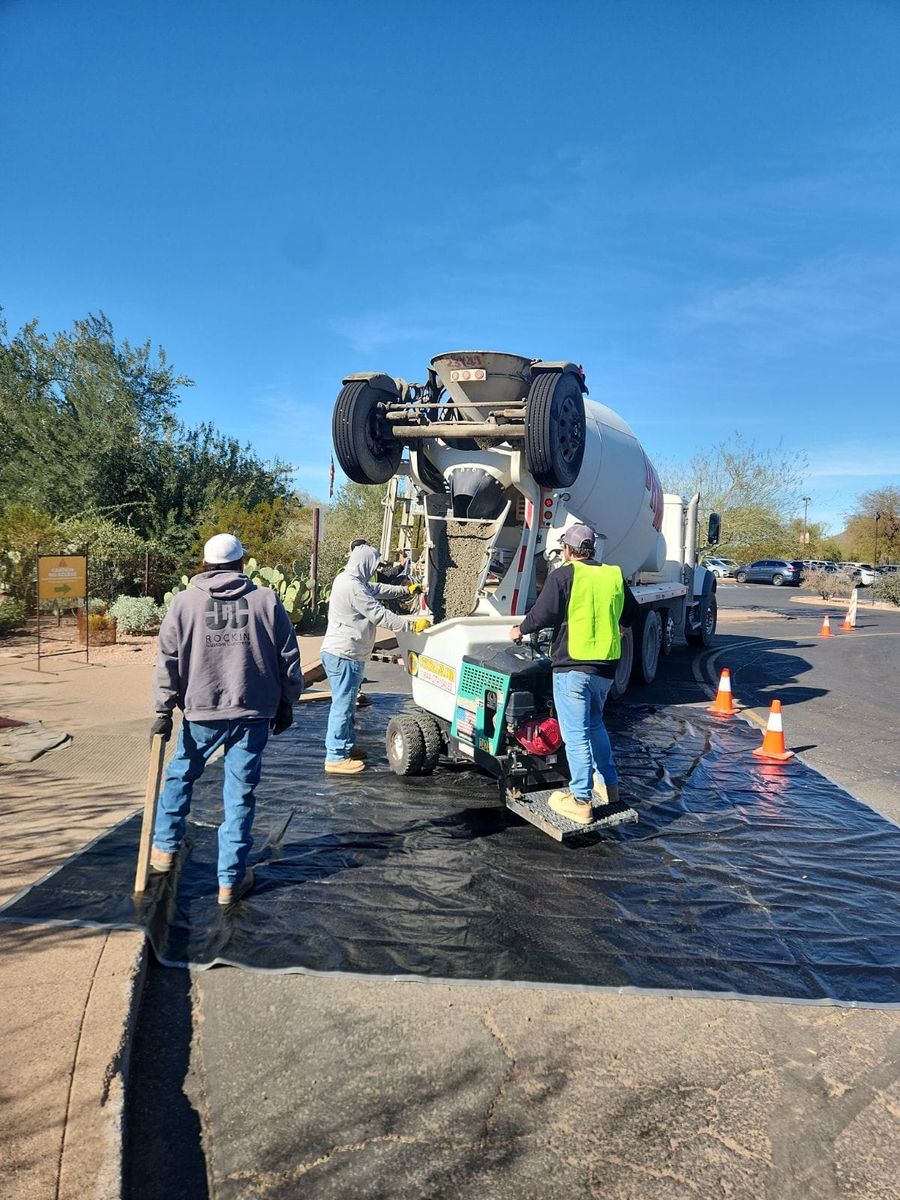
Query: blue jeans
xmin=322 ymin=652 xmax=365 ymax=761
xmin=552 ymin=670 xmax=618 ymax=800
xmin=153 ymin=719 xmax=269 ymax=887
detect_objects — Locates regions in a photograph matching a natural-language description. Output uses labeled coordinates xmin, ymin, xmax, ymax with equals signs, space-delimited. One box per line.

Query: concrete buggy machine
xmin=331 ymin=351 xmax=719 ymax=841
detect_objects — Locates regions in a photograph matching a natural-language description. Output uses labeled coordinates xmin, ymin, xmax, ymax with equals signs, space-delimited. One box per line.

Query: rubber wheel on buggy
xmin=414 ymin=711 xmax=443 ymax=773
xmin=332 ymin=377 xmax=403 ymax=485
xmin=686 ymin=594 xmax=717 ymax=647
xmin=631 ymin=608 xmax=662 ymax=685
xmin=386 ymin=713 xmax=426 ymax=776
xmin=524 ymin=371 xmax=586 ymax=488
xmin=609 ymin=626 xmax=634 ymax=700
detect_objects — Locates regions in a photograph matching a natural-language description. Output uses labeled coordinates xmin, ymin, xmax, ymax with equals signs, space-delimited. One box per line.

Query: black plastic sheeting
xmin=3 ymin=696 xmax=900 ymax=1005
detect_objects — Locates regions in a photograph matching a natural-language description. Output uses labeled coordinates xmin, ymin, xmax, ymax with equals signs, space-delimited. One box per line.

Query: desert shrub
xmin=108 ymin=594 xmax=163 ymax=633
xmin=873 ymin=572 xmax=900 ymax=607
xmin=58 ymin=514 xmax=148 ymax=602
xmin=802 ymin=569 xmax=853 ymax=601
xmin=0 ymin=597 xmax=27 ymax=635
xmin=88 ymin=597 xmax=108 ymax=614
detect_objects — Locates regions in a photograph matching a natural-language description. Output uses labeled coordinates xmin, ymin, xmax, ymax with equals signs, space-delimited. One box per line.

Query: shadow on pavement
xmin=124 ymin=961 xmax=208 ymax=1200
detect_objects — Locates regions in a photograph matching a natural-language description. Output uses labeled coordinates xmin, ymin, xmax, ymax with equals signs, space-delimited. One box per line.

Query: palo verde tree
xmin=658 ymin=434 xmax=808 ymax=560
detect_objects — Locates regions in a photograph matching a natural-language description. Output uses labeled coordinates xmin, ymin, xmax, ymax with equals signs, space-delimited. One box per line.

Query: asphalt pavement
xmin=124 ymin=594 xmax=900 ymax=1200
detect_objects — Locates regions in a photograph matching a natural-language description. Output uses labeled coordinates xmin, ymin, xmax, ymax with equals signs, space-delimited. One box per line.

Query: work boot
xmin=593 ymin=772 xmax=609 ymax=806
xmin=548 ymin=790 xmax=594 ymax=825
xmin=605 ymin=783 xmax=621 ymax=806
xmin=218 ymin=867 xmax=255 ymax=907
xmin=324 ymin=758 xmax=365 ymax=775
xmin=150 ymin=847 xmax=175 ymax=874
xmin=349 ymin=745 xmax=368 ymax=759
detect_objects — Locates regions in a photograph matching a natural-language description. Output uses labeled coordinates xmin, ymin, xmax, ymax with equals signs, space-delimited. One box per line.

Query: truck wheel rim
xmin=557 ymin=394 xmax=584 ymax=464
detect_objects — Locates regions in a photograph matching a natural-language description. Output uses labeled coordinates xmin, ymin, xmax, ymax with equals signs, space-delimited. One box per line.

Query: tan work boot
xmin=548 ymin=790 xmax=594 ymax=824
xmin=593 ymin=772 xmax=609 ymax=806
xmin=150 ymin=847 xmax=175 ymax=874
xmin=218 ymin=868 xmax=255 ymax=907
xmin=324 ymin=758 xmax=365 ymax=775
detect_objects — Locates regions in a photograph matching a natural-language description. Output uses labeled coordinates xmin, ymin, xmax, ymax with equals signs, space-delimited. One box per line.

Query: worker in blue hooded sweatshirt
xmin=149 ymin=534 xmax=303 ymax=906
xmin=320 ymin=542 xmax=428 ymax=774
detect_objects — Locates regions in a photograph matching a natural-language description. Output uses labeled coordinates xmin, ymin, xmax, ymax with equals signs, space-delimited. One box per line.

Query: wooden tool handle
xmin=134 ymin=733 xmax=167 ymax=893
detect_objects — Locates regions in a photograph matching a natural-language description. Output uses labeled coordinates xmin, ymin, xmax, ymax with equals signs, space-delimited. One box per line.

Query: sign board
xmin=38 ymin=555 xmax=87 ymax=602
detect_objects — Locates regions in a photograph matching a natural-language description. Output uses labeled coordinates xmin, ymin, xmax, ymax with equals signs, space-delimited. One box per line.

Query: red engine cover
xmin=514 ymin=716 xmax=563 ymax=756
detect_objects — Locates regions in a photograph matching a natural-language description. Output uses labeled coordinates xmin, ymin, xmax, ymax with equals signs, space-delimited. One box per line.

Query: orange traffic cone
xmin=818 ymin=615 xmax=833 ymax=638
xmin=751 ymin=699 xmax=795 ymax=761
xmin=707 ymin=668 xmax=737 ymax=716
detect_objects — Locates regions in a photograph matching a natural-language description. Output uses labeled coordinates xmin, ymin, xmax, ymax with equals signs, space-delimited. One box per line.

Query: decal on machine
xmin=416 ymin=655 xmax=457 ymax=694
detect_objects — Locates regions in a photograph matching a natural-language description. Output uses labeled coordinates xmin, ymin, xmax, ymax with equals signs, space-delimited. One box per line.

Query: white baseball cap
xmin=203 ymin=533 xmax=246 ymax=565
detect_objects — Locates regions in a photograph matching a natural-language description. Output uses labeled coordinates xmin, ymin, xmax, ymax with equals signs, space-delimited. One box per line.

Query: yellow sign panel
xmin=38 ymin=555 xmax=87 ymax=601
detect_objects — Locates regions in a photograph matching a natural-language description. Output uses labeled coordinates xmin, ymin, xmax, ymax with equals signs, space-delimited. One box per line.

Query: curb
xmin=55 ymin=931 xmax=149 ymax=1200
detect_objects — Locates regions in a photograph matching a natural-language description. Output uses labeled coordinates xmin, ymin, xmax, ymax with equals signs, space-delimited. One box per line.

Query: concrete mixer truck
xmin=332 ymin=351 xmax=719 ymax=839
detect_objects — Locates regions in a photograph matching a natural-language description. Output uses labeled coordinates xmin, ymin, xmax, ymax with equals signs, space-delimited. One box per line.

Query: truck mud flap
xmin=504 ymin=788 xmax=638 ymax=842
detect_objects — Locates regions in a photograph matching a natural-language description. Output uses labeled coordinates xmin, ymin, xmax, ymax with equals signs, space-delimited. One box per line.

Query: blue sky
xmin=2 ymin=0 xmax=898 ymax=534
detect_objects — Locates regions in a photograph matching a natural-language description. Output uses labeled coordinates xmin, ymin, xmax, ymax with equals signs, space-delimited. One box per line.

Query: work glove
xmin=412 ymin=618 xmax=432 ymax=634
xmin=150 ymin=714 xmax=173 ymax=743
xmin=406 ymin=582 xmax=423 ymax=596
xmin=270 ymin=699 xmax=294 ymax=736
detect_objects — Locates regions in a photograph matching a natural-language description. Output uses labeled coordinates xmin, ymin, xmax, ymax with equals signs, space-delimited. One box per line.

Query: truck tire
xmin=332 ymin=379 xmax=403 ymax=485
xmin=386 ymin=713 xmax=426 ymax=776
xmin=609 ymin=627 xmax=633 ymax=700
xmin=631 ymin=608 xmax=662 ymax=685
xmin=416 ymin=711 xmax=443 ymax=773
xmin=659 ymin=608 xmax=675 ymax=656
xmin=686 ymin=595 xmax=717 ymax=648
xmin=524 ymin=371 xmax=586 ymax=488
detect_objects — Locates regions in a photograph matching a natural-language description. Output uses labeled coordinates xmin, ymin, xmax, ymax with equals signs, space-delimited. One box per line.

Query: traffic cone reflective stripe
xmin=818 ymin=615 xmax=833 ymax=638
xmin=842 ymin=590 xmax=858 ymax=631
xmin=708 ymin=668 xmax=737 ymax=716
xmin=751 ymin=699 xmax=795 ymax=761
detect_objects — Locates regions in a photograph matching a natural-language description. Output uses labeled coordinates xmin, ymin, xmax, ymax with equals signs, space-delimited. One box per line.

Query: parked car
xmin=851 ymin=564 xmax=880 ymax=587
xmin=803 ymin=560 xmax=841 ymax=574
xmin=702 ymin=556 xmax=737 ymax=578
xmin=734 ymin=559 xmax=806 ymax=586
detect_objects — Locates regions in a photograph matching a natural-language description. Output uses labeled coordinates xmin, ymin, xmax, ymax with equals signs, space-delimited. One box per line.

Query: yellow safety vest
xmin=567 ymin=561 xmax=625 ymax=661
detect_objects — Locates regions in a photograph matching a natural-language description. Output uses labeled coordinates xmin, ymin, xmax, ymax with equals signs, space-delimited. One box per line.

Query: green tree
xmin=0 ymin=504 xmax=60 ymax=600
xmin=316 ymin=482 xmax=388 ymax=586
xmin=0 ymin=311 xmax=189 ymax=520
xmin=841 ymin=487 xmax=900 ymax=565
xmin=659 ymin=434 xmax=807 ymax=560
xmin=0 ymin=310 xmax=293 ymax=562
xmin=193 ymin=495 xmax=307 ymax=568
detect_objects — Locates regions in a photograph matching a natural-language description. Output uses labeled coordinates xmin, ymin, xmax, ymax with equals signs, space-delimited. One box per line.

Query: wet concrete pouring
xmin=4 ymin=692 xmax=899 ymax=1006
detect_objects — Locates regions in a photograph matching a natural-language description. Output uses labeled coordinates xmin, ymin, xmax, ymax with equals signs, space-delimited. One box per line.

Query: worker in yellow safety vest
xmin=509 ymin=523 xmax=638 ymax=824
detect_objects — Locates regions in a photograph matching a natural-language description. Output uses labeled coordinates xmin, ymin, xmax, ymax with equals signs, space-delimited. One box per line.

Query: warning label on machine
xmin=415 ymin=655 xmax=457 ymax=694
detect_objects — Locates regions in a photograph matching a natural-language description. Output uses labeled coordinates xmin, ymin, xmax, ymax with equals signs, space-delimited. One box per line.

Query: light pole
xmin=874 ymin=511 xmax=882 ymax=567
xmin=801 ymin=496 xmax=811 ymax=549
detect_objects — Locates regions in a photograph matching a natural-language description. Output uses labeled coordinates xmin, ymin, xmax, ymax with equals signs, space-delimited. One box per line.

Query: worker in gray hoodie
xmin=149 ymin=534 xmax=303 ymax=905
xmin=321 ymin=542 xmax=427 ymax=774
